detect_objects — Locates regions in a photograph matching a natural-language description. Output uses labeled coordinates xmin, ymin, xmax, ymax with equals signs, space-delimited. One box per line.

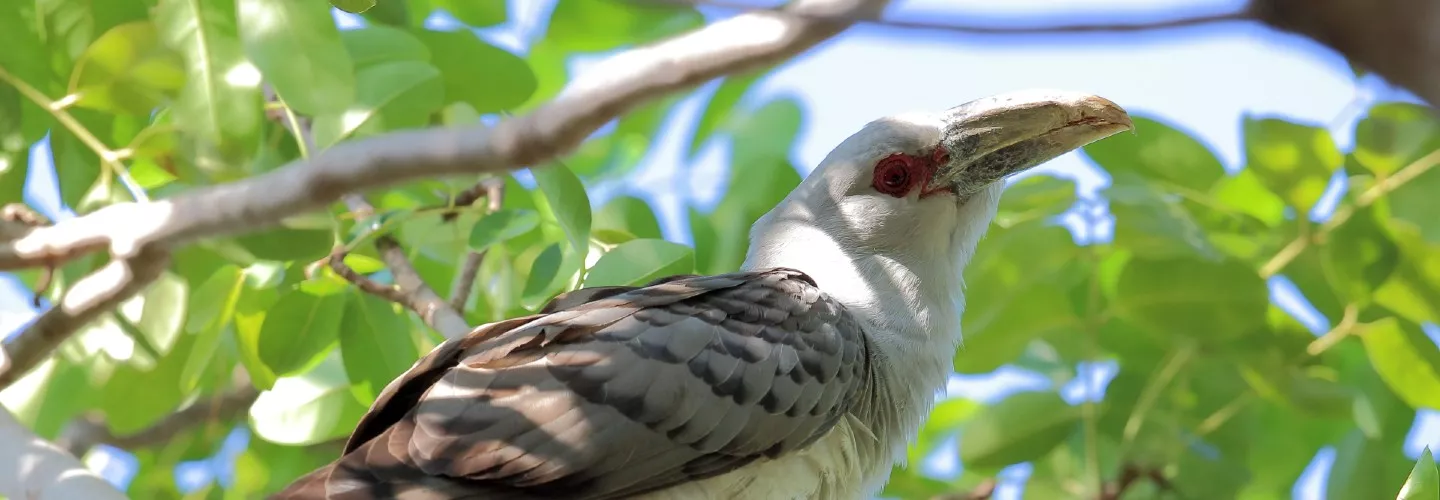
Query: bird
xmin=273 ymin=90 xmax=1134 ymax=500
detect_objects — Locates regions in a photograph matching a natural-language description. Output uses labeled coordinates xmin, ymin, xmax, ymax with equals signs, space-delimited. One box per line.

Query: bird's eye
xmin=872 ymin=154 xmax=916 ymax=197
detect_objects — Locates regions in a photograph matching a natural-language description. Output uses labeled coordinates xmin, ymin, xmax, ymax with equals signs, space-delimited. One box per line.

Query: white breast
xmin=632 ymin=415 xmax=889 ymax=500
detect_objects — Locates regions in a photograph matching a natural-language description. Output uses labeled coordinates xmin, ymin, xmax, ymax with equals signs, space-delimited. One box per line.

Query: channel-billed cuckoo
xmin=275 ymin=90 xmax=1133 ymax=499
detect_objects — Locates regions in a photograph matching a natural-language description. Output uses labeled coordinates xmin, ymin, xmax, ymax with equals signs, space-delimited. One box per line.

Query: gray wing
xmin=273 ymin=268 xmax=872 ymax=500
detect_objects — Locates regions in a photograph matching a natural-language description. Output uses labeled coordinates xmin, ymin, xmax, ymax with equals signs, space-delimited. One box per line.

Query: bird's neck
xmin=740 ymin=209 xmax=967 ymax=476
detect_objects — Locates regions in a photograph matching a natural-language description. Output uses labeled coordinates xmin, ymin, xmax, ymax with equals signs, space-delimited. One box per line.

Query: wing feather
xmin=272 ymin=267 xmax=871 ymax=499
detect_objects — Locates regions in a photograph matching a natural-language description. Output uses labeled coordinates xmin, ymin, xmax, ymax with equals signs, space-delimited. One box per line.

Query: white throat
xmin=738 ymin=179 xmax=1007 ymax=479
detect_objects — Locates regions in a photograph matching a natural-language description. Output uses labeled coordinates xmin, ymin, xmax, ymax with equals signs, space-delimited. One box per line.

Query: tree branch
xmin=0 ymin=405 xmax=126 ymax=500
xmin=664 ymin=0 xmax=1251 ymax=34
xmin=449 ymin=178 xmax=505 ymax=312
xmin=0 ymin=251 xmax=170 ymax=389
xmin=343 ymin=195 xmax=472 ymax=339
xmin=57 ymin=383 xmax=260 ymax=458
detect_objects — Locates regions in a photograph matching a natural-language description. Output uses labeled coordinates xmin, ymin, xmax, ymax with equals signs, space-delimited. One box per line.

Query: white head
xmin=738 ymin=90 xmax=1132 ymax=470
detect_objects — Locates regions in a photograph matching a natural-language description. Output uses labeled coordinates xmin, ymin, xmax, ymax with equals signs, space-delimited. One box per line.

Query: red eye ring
xmin=872 ymin=154 xmax=915 ymax=197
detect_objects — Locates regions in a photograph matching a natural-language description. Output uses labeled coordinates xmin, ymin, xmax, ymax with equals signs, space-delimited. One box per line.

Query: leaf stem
xmin=0 ymin=65 xmax=148 ymax=203
xmin=1118 ymin=344 xmax=1196 ymax=456
xmin=1306 ymin=303 xmax=1359 ymax=355
xmin=1259 ymin=147 xmax=1440 ymax=277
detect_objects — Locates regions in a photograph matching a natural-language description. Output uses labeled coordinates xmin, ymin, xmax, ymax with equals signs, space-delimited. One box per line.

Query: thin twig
xmin=1306 ymin=304 xmax=1359 ymax=355
xmin=346 ymin=195 xmax=472 ymax=339
xmin=58 ymin=382 xmax=260 ymax=457
xmin=328 ymin=247 xmax=409 ymax=305
xmin=450 ymin=178 xmax=506 ymax=312
xmin=0 ymin=66 xmax=147 ymax=203
xmin=647 ymin=0 xmax=1251 ymax=34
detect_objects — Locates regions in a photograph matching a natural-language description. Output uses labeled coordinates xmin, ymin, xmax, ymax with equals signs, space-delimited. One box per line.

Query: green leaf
xmin=1082 ymin=115 xmax=1225 ymax=191
xmin=531 ymin=163 xmax=592 ymax=254
xmin=995 ymin=174 xmax=1077 ymax=226
xmin=409 ymin=28 xmax=535 ymax=114
xmin=155 ymin=0 xmax=262 ymax=174
xmin=1328 ymin=427 xmax=1419 ymax=500
xmin=468 ymin=209 xmax=541 ymax=251
xmin=1353 ymin=102 xmax=1440 ymax=177
xmin=584 ymin=238 xmax=694 ymax=287
xmin=100 ymin=329 xmax=200 ymax=435
xmin=594 ymin=195 xmax=663 ymax=241
xmin=1113 ymin=256 xmax=1268 ymax=342
xmin=340 ymin=25 xmax=431 ymax=69
xmin=180 ymin=265 xmax=245 ymax=391
xmin=958 ymin=391 xmax=1082 ymax=470
xmin=544 ymin=0 xmax=703 ymax=52
xmin=1361 ymin=317 xmax=1440 ymax=410
xmin=1106 ymin=180 xmax=1222 ymax=261
xmin=340 ymin=291 xmax=419 ymax=404
xmin=126 ymin=271 xmax=189 ymax=355
xmin=248 ymin=354 xmax=370 ymax=446
xmin=955 ymin=222 xmax=1082 ymax=373
xmin=1389 ymin=155 xmax=1440 ymax=245
xmin=907 ymin=397 xmax=980 ymax=465
xmin=431 ymin=0 xmax=506 ymax=27
xmin=1399 ymin=447 xmax=1439 ymax=500
xmin=331 ymin=0 xmax=376 ymax=14
xmin=687 ymin=71 xmax=762 ymax=158
xmin=256 ymin=281 xmax=348 ymax=376
xmin=0 ymin=83 xmax=26 ymax=204
xmin=1242 ymin=117 xmax=1343 ymax=211
xmin=1322 ymin=204 xmax=1400 ymax=307
xmin=238 ymin=0 xmax=355 ymax=115
xmin=311 ymin=59 xmax=445 ymax=148
xmin=68 ymin=20 xmax=185 ymax=115
xmin=1375 ymin=228 xmax=1440 ymax=325
xmin=688 ymin=207 xmax=721 ymax=275
xmin=729 ymin=97 xmax=802 ymax=169
xmin=0 ymin=1 xmax=56 ymax=92
xmin=521 ymin=242 xmax=564 ymax=305
xmin=1212 ymin=169 xmax=1287 ymax=227
xmin=232 ymin=227 xmax=333 ymax=262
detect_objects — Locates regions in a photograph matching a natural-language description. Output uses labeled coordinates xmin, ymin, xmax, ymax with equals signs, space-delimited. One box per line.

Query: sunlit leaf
xmin=1399 ymin=447 xmax=1439 ymax=500
xmin=1375 ymin=227 xmax=1440 ymax=325
xmin=1361 ymin=317 xmax=1440 ymax=410
xmin=958 ymin=391 xmax=1082 ymax=470
xmin=1107 ymin=179 xmax=1222 ymax=261
xmin=595 ymin=195 xmax=663 ymax=241
xmin=155 ymin=0 xmax=262 ymax=175
xmin=1243 ymin=117 xmax=1343 ymax=211
xmin=1388 ymin=156 xmax=1440 ymax=245
xmin=238 ymin=0 xmax=355 ymax=115
xmin=341 ymin=25 xmax=430 ymax=69
xmin=1113 ymin=256 xmax=1268 ymax=342
xmin=180 ymin=265 xmax=244 ymax=391
xmin=532 ymin=163 xmax=592 ymax=254
xmin=956 ymin=222 xmax=1082 ymax=373
xmin=584 ymin=238 xmax=694 ymax=287
xmin=1083 ymin=115 xmax=1225 ymax=191
xmin=311 ymin=59 xmax=444 ymax=148
xmin=68 ymin=21 xmax=184 ymax=115
xmin=1322 ymin=204 xmax=1400 ymax=307
xmin=1352 ymin=102 xmax=1440 ymax=177
xmin=248 ymin=354 xmax=370 ymax=445
xmin=995 ymin=174 xmax=1077 ymax=226
xmin=545 ymin=0 xmax=703 ymax=52
xmin=688 ymin=70 xmax=762 ymax=158
xmin=331 ymin=0 xmax=376 ymax=14
xmin=340 ymin=291 xmax=419 ymax=404
xmin=431 ymin=0 xmax=506 ymax=27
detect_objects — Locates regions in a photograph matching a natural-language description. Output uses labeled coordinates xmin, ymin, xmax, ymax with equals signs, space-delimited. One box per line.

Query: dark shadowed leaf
xmin=340 ymin=291 xmax=419 ymax=404
xmin=1242 ymin=117 xmax=1343 ymax=211
xmin=311 ymin=59 xmax=444 ymax=148
xmin=1082 ymin=115 xmax=1225 ymax=191
xmin=958 ymin=391 xmax=1082 ymax=470
xmin=1361 ymin=317 xmax=1440 ymax=410
xmin=233 ymin=227 xmax=333 ymax=262
xmin=1114 ymin=256 xmax=1268 ymax=342
xmin=257 ymin=280 xmax=348 ymax=376
xmin=238 ymin=0 xmax=355 ymax=115
xmin=1399 ymin=448 xmax=1439 ymax=500
xmin=585 ymin=238 xmax=694 ymax=287
xmin=1375 ymin=226 xmax=1440 ymax=325
xmin=468 ymin=209 xmax=541 ymax=251
xmin=248 ymin=354 xmax=370 ymax=445
xmin=1389 ymin=157 xmax=1440 ymax=244
xmin=521 ymin=243 xmax=564 ymax=305
xmin=69 ymin=21 xmax=185 ymax=115
xmin=130 ymin=271 xmax=189 ymax=355
xmin=409 ymin=28 xmax=535 ymax=114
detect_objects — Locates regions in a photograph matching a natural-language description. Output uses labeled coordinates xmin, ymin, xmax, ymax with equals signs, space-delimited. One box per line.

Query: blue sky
xmin=1 ymin=0 xmax=1437 ymax=497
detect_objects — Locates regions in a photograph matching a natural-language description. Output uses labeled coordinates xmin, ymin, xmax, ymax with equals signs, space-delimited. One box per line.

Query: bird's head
xmin=744 ymin=90 xmax=1131 ymax=314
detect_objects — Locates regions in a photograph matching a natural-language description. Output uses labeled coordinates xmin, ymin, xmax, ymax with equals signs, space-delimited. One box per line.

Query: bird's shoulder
xmin=336 ymin=266 xmax=872 ymax=499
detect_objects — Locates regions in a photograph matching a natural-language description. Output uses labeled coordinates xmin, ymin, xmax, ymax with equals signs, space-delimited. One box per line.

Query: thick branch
xmin=0 ymin=0 xmax=887 ymax=271
xmin=0 ymin=405 xmax=126 ymax=500
xmin=0 ymin=252 xmax=170 ymax=389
